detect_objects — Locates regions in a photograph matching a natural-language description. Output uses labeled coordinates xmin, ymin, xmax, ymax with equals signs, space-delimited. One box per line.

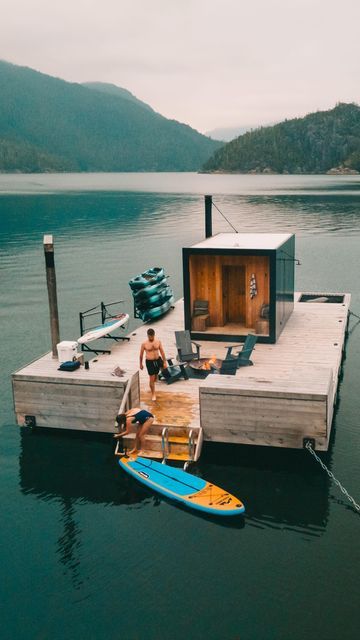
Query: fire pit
xmin=189 ymin=356 xmax=223 ymax=373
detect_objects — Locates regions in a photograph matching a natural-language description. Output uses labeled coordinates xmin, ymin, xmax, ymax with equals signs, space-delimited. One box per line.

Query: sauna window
xmin=299 ymin=294 xmax=345 ymax=303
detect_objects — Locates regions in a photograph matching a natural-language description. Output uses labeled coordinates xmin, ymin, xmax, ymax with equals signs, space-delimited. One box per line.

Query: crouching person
xmin=114 ymin=408 xmax=154 ymax=455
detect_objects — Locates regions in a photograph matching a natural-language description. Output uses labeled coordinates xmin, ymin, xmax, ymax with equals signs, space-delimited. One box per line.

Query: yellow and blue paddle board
xmin=119 ymin=456 xmax=245 ymax=516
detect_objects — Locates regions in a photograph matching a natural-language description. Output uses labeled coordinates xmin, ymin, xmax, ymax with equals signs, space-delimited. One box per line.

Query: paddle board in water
xmin=119 ymin=456 xmax=245 ymax=516
xmin=78 ymin=313 xmax=129 ymax=344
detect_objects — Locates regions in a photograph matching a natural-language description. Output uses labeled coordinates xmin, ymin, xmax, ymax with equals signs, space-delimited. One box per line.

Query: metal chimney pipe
xmin=204 ymin=194 xmax=213 ymax=238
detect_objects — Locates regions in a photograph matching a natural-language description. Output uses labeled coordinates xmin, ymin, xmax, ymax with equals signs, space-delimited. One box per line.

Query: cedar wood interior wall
xmin=189 ymin=254 xmax=270 ymax=328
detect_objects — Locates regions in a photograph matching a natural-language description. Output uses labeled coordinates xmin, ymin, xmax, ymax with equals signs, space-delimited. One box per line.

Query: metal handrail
xmin=161 ymin=427 xmax=169 ymax=464
xmin=183 ymin=429 xmax=196 ymax=470
xmin=114 ymin=440 xmax=122 ymax=456
xmin=188 ymin=429 xmax=194 ymax=462
xmin=114 ymin=377 xmax=133 ymax=429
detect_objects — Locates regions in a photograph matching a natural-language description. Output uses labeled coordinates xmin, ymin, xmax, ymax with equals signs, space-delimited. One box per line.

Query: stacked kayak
xmin=129 ymin=267 xmax=165 ymax=291
xmin=129 ymin=267 xmax=174 ymax=321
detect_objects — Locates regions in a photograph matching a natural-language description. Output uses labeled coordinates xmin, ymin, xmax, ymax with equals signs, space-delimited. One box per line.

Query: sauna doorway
xmin=222 ymin=266 xmax=246 ymax=324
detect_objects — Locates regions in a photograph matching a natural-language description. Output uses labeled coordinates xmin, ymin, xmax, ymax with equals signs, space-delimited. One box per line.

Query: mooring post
xmin=43 ymin=234 xmax=60 ymax=357
xmin=204 ymin=194 xmax=213 ymax=238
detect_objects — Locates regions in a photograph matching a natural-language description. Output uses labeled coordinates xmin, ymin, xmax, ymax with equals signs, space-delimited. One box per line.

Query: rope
xmin=279 ymin=249 xmax=301 ymax=265
xmin=305 ymin=442 xmax=360 ymax=514
xmin=212 ymin=200 xmax=239 ymax=233
xmin=347 ymin=311 xmax=360 ymax=336
xmin=349 ymin=310 xmax=360 ymax=321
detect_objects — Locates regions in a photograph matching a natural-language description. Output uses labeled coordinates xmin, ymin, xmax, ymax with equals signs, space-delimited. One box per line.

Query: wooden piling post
xmin=205 ymin=194 xmax=213 ymax=238
xmin=43 ymin=235 xmax=60 ymax=357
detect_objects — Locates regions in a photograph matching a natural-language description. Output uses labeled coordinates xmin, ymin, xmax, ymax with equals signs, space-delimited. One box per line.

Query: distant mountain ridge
xmin=202 ymin=104 xmax=360 ymax=174
xmin=206 ymin=125 xmax=266 ymax=142
xmin=0 ymin=61 xmax=222 ymax=173
xmin=82 ymin=82 xmax=154 ymax=112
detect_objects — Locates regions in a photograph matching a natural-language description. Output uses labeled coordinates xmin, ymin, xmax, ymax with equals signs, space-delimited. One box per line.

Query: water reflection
xmin=19 ymin=427 xmax=332 ymax=538
xmin=216 ymin=193 xmax=360 ymax=235
xmin=1 ymin=172 xmax=360 ymax=196
xmin=0 ymin=193 xmax=198 ymax=246
xmin=2 ymin=185 xmax=360 ymax=254
xmin=19 ymin=429 xmax=158 ymax=589
xmin=19 ymin=429 xmax=142 ymax=507
xmin=57 ymin=497 xmax=83 ymax=590
xmin=199 ymin=442 xmax=331 ymax=536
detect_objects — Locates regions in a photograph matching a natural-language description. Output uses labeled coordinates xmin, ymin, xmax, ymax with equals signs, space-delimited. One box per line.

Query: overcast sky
xmin=1 ymin=0 xmax=359 ymax=133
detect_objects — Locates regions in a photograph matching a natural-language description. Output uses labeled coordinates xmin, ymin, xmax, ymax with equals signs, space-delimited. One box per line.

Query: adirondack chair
xmin=224 ymin=334 xmax=257 ymax=367
xmin=175 ymin=330 xmax=201 ymax=362
xmin=159 ymin=358 xmax=189 ymax=385
xmin=219 ymin=357 xmax=238 ymax=376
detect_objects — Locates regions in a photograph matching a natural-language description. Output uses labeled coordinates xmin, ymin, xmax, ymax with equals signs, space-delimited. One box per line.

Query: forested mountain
xmin=83 ymin=82 xmax=154 ymax=112
xmin=202 ymin=104 xmax=360 ymax=174
xmin=0 ymin=61 xmax=221 ymax=172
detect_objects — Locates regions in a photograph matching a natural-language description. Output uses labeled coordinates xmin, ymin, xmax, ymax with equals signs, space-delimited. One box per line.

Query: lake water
xmin=1 ymin=173 xmax=360 ymax=640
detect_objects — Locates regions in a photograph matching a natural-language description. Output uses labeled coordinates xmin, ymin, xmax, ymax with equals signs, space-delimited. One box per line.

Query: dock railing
xmin=114 ymin=374 xmax=136 ymax=456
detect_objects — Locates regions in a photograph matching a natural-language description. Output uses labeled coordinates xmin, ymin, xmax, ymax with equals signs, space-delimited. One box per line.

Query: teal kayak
xmin=135 ymin=286 xmax=174 ymax=310
xmin=129 ymin=267 xmax=165 ymax=291
xmin=132 ymin=277 xmax=168 ymax=301
xmin=138 ymin=295 xmax=174 ymax=321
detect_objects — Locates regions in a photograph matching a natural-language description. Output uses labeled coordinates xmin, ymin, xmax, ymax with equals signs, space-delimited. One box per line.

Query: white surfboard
xmin=78 ymin=313 xmax=129 ymax=344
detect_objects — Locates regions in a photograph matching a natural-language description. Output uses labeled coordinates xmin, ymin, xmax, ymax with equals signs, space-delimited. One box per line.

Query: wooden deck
xmin=12 ymin=292 xmax=350 ymax=450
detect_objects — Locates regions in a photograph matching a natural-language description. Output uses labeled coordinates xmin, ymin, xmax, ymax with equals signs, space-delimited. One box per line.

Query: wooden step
xmin=166 ymin=452 xmax=189 ymax=461
xmin=135 ymin=450 xmax=163 ymax=460
xmin=168 ymin=436 xmax=191 ymax=444
xmin=117 ymin=423 xmax=195 ymax=438
xmin=121 ymin=434 xmax=157 ymax=450
xmin=121 ymin=433 xmax=194 ymax=454
xmin=115 ymin=440 xmax=163 ymax=460
xmin=116 ymin=447 xmax=189 ymax=463
xmin=151 ymin=424 xmax=192 ymax=437
xmin=115 ymin=437 xmax=196 ymax=463
xmin=115 ymin=423 xmax=203 ymax=464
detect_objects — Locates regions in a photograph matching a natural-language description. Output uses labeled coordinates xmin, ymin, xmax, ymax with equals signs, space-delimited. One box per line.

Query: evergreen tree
xmin=202 ymin=104 xmax=360 ymax=174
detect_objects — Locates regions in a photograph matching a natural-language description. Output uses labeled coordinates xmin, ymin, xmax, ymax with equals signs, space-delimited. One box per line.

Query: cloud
xmin=1 ymin=0 xmax=359 ymax=131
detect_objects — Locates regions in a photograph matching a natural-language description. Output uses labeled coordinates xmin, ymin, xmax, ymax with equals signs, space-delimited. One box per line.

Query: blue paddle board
xmin=119 ymin=456 xmax=245 ymax=516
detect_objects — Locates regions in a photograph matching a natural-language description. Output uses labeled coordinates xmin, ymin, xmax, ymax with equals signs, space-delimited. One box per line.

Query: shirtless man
xmin=139 ymin=328 xmax=167 ymax=401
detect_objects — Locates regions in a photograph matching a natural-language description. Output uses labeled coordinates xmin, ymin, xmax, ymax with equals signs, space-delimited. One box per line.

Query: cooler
xmin=57 ymin=341 xmax=78 ymax=363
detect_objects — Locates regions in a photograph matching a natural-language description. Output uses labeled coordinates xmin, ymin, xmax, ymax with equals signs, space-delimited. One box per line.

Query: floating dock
xmin=12 ymin=292 xmax=350 ymax=451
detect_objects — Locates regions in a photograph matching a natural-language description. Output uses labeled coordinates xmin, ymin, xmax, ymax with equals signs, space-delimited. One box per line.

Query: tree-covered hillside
xmin=202 ymin=103 xmax=360 ymax=174
xmin=0 ymin=61 xmax=222 ymax=173
xmin=83 ymin=82 xmax=154 ymax=112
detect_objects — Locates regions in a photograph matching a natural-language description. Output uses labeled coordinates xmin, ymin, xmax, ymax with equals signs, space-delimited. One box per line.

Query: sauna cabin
xmin=182 ymin=233 xmax=295 ymax=344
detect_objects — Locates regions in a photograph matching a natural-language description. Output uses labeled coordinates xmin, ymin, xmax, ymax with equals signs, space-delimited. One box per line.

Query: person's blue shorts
xmin=132 ymin=410 xmax=153 ymax=425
